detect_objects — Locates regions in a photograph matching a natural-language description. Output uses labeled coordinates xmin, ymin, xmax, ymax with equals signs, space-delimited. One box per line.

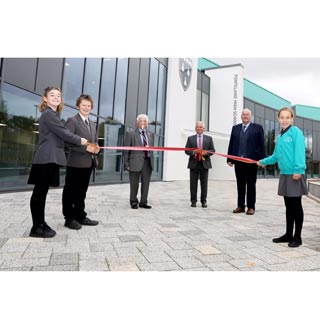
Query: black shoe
xmin=288 ymin=238 xmax=302 ymax=248
xmin=30 ymin=224 xmax=56 ymax=238
xmin=191 ymin=203 xmax=196 ymax=207
xmin=64 ymin=219 xmax=82 ymax=230
xmin=272 ymin=235 xmax=293 ymax=243
xmin=233 ymin=207 xmax=245 ymax=213
xmin=202 ymin=203 xmax=207 ymax=208
xmin=79 ymin=217 xmax=99 ymax=226
xmin=139 ymin=203 xmax=152 ymax=209
xmin=131 ymin=204 xmax=138 ymax=209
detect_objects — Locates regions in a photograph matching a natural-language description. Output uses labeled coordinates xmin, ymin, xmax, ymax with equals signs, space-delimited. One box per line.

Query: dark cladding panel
xmin=202 ymin=73 xmax=210 ymax=94
xmin=35 ymin=58 xmax=63 ymax=94
xmin=155 ymin=58 xmax=168 ymax=67
xmin=3 ymin=58 xmax=37 ymax=91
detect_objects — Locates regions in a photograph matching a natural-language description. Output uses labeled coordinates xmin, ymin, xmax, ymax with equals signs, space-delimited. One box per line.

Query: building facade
xmin=0 ymin=58 xmax=319 ymax=192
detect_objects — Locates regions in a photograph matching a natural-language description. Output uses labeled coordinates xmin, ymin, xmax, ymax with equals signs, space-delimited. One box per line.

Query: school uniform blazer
xmin=65 ymin=113 xmax=98 ymax=168
xmin=123 ymin=128 xmax=154 ymax=172
xmin=32 ymin=107 xmax=82 ymax=166
xmin=227 ymin=122 xmax=266 ymax=163
xmin=185 ymin=134 xmax=215 ymax=169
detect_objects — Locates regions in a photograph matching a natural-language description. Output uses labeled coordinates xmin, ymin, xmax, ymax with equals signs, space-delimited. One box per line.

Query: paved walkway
xmin=0 ymin=179 xmax=320 ymax=271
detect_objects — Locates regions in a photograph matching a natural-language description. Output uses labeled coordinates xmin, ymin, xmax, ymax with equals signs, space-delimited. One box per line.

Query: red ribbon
xmin=92 ymin=144 xmax=257 ymax=164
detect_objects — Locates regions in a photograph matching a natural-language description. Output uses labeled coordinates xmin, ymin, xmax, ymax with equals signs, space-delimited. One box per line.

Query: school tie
xmin=198 ymin=135 xmax=202 ymax=161
xmin=85 ymin=119 xmax=91 ymax=134
xmin=141 ymin=130 xmax=148 ymax=159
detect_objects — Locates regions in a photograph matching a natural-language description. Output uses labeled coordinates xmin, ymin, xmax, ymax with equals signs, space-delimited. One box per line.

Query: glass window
xmin=0 ymin=83 xmax=41 ymax=191
xmin=137 ymin=58 xmax=150 ymax=115
xmin=244 ymin=98 xmax=254 ymax=112
xmin=35 ymin=58 xmax=64 ymax=95
xmin=147 ymin=58 xmax=159 ymax=133
xmin=156 ymin=64 xmax=167 ymax=136
xmin=125 ymin=58 xmax=140 ymax=129
xmin=100 ymin=58 xmax=116 ymax=120
xmin=95 ymin=118 xmax=125 ymax=183
xmin=1 ymin=82 xmax=39 ymax=118
xmin=62 ymin=58 xmax=85 ymax=106
xmin=255 ymin=104 xmax=264 ymax=118
xmin=3 ymin=58 xmax=37 ymax=92
xmin=60 ymin=106 xmax=78 ymax=125
xmin=83 ymin=58 xmax=102 ymax=105
xmin=113 ymin=58 xmax=128 ymax=124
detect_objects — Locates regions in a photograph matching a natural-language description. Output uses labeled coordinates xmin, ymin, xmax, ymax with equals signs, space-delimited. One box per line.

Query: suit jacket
xmin=185 ymin=134 xmax=215 ymax=169
xmin=124 ymin=128 xmax=154 ymax=172
xmin=227 ymin=122 xmax=266 ymax=163
xmin=64 ymin=113 xmax=98 ymax=168
xmin=32 ymin=107 xmax=82 ymax=166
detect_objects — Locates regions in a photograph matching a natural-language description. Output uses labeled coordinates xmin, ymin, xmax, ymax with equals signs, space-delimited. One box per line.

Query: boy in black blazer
xmin=62 ymin=95 xmax=100 ymax=230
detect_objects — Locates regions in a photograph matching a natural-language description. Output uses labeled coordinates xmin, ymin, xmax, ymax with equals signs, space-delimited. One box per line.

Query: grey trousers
xmin=129 ymin=158 xmax=152 ymax=205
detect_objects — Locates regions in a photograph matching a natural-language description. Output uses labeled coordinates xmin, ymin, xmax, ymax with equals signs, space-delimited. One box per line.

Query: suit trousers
xmin=62 ymin=166 xmax=93 ymax=221
xmin=30 ymin=183 xmax=50 ymax=227
xmin=234 ymin=162 xmax=258 ymax=209
xmin=189 ymin=161 xmax=209 ymax=204
xmin=129 ymin=158 xmax=152 ymax=205
xmin=283 ymin=196 xmax=304 ymax=240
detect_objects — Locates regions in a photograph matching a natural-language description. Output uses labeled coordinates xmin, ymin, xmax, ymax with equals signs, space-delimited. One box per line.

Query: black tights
xmin=30 ymin=184 xmax=49 ymax=227
xmin=283 ymin=196 xmax=304 ymax=240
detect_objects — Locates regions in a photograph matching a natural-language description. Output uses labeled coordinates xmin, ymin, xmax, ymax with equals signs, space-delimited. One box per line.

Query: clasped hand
xmin=194 ymin=149 xmax=208 ymax=155
xmin=86 ymin=143 xmax=100 ymax=154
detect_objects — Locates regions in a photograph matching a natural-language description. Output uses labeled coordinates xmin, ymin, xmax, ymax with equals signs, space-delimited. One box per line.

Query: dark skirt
xmin=278 ymin=174 xmax=308 ymax=197
xmin=28 ymin=163 xmax=60 ymax=187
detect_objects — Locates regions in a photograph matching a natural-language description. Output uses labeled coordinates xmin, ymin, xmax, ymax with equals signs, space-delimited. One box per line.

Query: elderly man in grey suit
xmin=124 ymin=114 xmax=154 ymax=209
xmin=185 ymin=121 xmax=215 ymax=208
xmin=62 ymin=94 xmax=100 ymax=230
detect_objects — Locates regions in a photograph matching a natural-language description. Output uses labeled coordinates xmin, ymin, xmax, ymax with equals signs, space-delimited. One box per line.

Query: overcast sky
xmin=211 ymin=58 xmax=320 ymax=108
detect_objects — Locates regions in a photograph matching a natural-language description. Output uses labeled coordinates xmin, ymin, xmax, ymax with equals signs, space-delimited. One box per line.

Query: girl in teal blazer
xmin=258 ymin=107 xmax=308 ymax=248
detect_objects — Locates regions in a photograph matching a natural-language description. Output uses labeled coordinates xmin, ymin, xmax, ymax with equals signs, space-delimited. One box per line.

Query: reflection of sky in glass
xmin=113 ymin=58 xmax=128 ymax=124
xmin=100 ymin=58 xmax=116 ymax=118
xmin=62 ymin=58 xmax=85 ymax=106
xmin=1 ymin=83 xmax=40 ymax=119
xmin=83 ymin=58 xmax=102 ymax=104
xmin=148 ymin=58 xmax=159 ymax=127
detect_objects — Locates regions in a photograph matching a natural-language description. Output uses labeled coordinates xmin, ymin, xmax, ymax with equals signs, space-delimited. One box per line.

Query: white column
xmin=163 ymin=58 xmax=198 ymax=181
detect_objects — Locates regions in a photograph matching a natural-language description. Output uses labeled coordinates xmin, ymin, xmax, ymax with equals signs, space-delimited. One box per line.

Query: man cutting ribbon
xmin=185 ymin=121 xmax=215 ymax=208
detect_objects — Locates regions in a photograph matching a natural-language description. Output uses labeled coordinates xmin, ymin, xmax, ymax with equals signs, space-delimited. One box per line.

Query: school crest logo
xmin=179 ymin=58 xmax=193 ymax=91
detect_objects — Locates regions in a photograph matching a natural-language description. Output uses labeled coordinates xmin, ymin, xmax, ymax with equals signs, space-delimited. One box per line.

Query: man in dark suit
xmin=124 ymin=114 xmax=154 ymax=209
xmin=62 ymin=94 xmax=100 ymax=230
xmin=227 ymin=108 xmax=266 ymax=215
xmin=185 ymin=121 xmax=215 ymax=208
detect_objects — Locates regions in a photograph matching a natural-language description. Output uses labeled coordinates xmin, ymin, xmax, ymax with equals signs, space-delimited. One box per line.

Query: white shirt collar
xmin=79 ymin=113 xmax=89 ymax=122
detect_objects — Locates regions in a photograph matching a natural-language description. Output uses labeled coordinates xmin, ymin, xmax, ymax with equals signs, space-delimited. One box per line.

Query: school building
xmin=0 ymin=57 xmax=319 ymax=192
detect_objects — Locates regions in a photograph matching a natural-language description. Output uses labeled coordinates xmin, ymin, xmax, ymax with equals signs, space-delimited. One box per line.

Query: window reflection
xmin=95 ymin=118 xmax=125 ymax=183
xmin=100 ymin=58 xmax=116 ymax=120
xmin=0 ymin=83 xmax=41 ymax=190
xmin=83 ymin=58 xmax=102 ymax=104
xmin=147 ymin=58 xmax=159 ymax=133
xmin=62 ymin=58 xmax=85 ymax=106
xmin=0 ymin=57 xmax=168 ymax=191
xmin=156 ymin=64 xmax=166 ymax=136
xmin=113 ymin=58 xmax=128 ymax=124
